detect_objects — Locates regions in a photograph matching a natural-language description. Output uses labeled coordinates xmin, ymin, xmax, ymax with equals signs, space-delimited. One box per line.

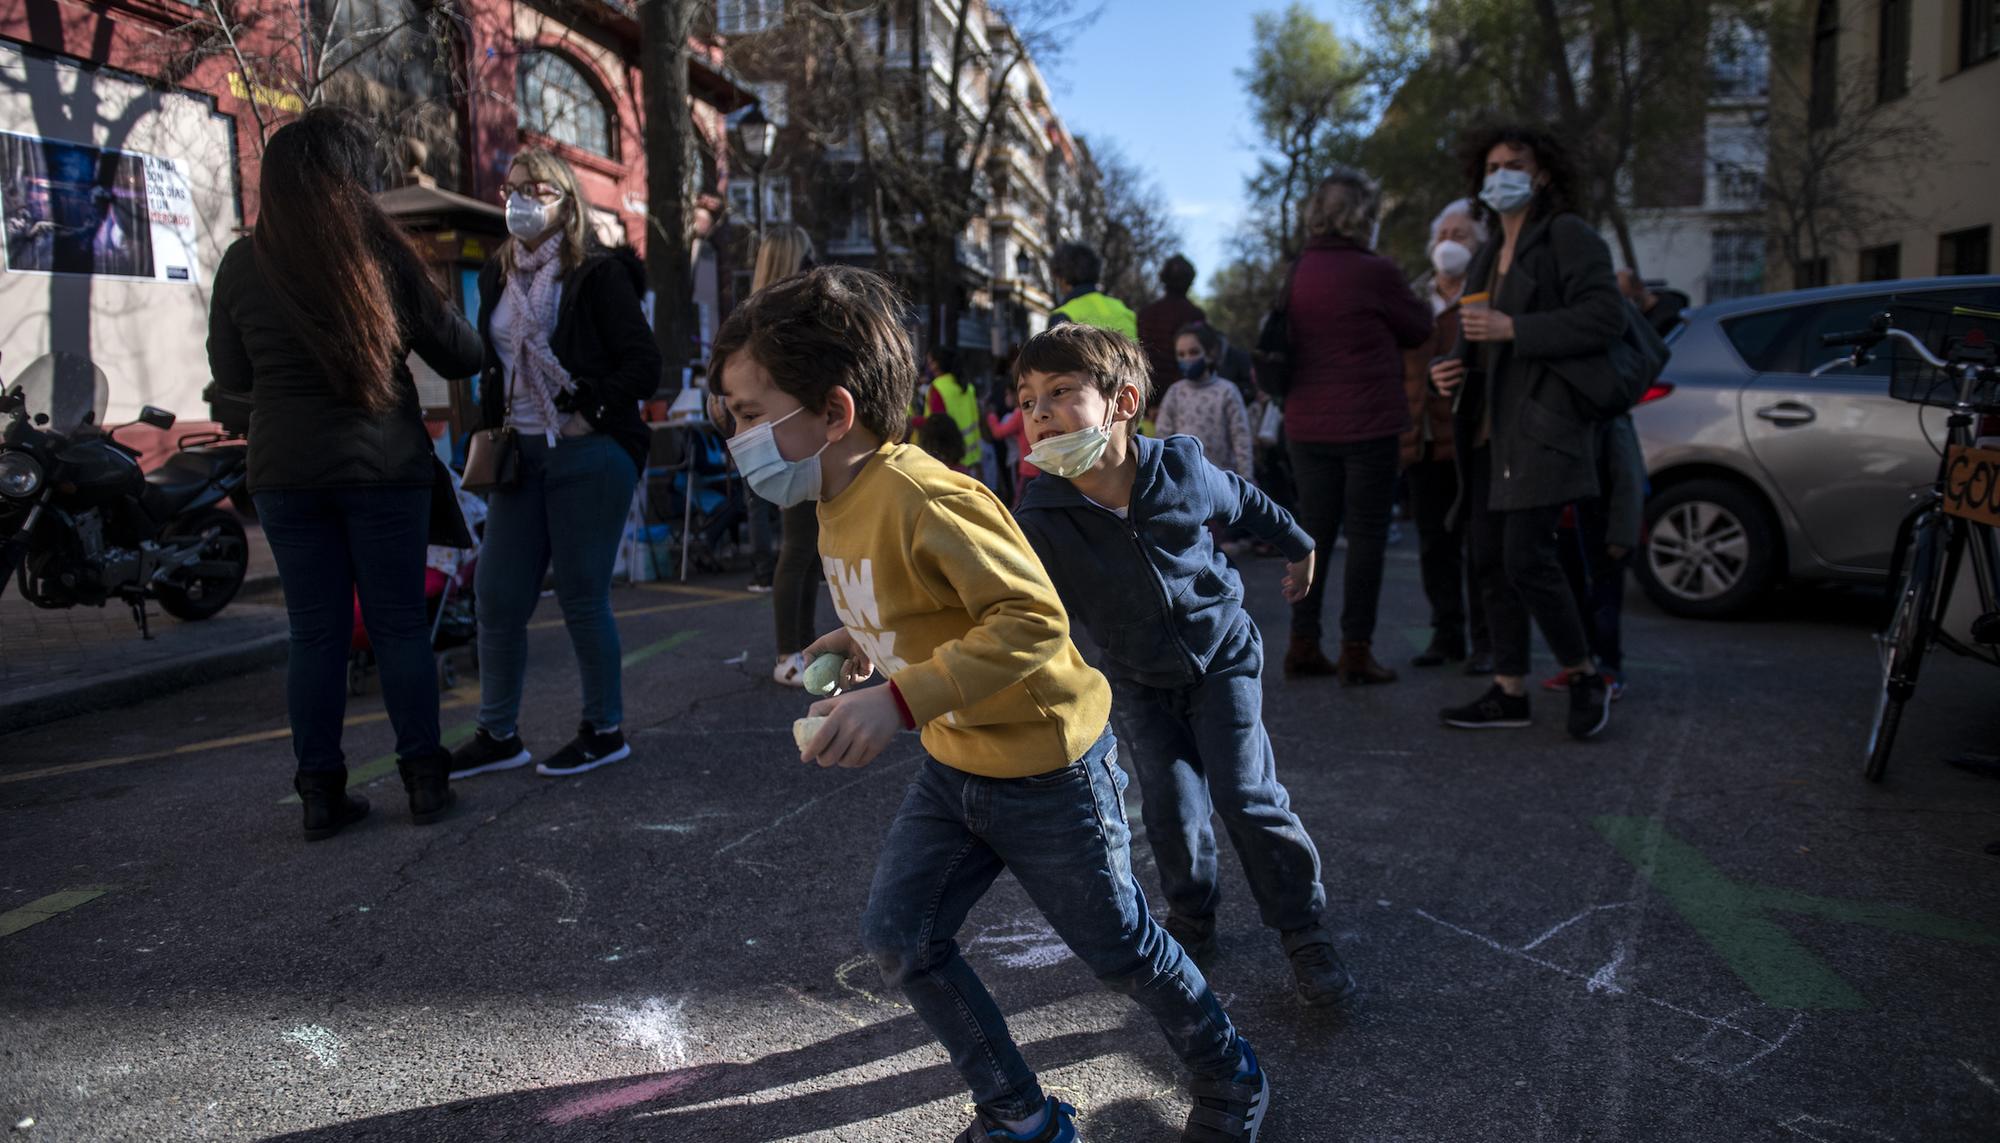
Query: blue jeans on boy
xmin=256 ymin=485 xmax=438 ymax=773
xmin=860 ymin=728 xmax=1244 ymax=1121
xmin=1110 ymin=620 xmax=1327 ymax=939
xmin=476 ymin=433 xmax=637 ymax=736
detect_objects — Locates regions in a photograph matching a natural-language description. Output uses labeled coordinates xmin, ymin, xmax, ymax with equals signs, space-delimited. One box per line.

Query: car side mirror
xmin=138 ymin=406 xmax=176 ymax=430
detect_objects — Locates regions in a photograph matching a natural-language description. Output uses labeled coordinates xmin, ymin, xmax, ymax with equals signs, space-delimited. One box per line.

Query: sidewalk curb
xmin=0 ymin=630 xmax=290 ymax=735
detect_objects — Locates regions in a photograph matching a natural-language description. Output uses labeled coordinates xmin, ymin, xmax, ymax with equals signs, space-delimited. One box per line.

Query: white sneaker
xmin=773 ymin=652 xmax=808 ymax=687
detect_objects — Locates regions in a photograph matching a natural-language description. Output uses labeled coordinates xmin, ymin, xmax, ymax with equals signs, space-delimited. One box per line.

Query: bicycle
xmin=1815 ymin=307 xmax=2000 ymax=782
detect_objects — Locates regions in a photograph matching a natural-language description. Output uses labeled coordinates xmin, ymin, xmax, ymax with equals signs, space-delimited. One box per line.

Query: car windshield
xmin=11 ymin=352 xmax=110 ymax=435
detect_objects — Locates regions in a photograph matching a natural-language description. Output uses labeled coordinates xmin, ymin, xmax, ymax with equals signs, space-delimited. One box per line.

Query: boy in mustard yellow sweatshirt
xmin=711 ymin=267 xmax=1271 ymax=1143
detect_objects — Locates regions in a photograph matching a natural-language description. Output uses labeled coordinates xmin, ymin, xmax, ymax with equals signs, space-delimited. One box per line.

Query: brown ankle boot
xmin=1336 ymin=641 xmax=1398 ymax=686
xmin=1285 ymin=638 xmax=1339 ymax=677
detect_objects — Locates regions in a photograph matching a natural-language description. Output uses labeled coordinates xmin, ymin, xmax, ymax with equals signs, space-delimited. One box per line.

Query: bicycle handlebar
xmin=1819 ymin=329 xmax=1883 ymax=349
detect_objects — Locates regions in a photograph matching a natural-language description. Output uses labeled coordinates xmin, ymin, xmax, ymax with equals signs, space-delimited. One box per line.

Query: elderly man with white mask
xmin=1400 ymin=199 xmax=1491 ymax=671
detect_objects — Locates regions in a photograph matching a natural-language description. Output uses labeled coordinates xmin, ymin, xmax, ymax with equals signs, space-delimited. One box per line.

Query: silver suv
xmin=1631 ymin=275 xmax=2000 ymax=618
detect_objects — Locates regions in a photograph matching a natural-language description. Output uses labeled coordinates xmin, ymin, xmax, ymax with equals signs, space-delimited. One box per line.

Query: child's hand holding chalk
xmin=803 ymin=652 xmax=848 ymax=696
xmin=800 ymin=628 xmax=877 ymax=691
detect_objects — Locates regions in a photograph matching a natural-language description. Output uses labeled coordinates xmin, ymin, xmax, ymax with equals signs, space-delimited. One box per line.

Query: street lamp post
xmin=733 ymin=104 xmax=776 ymax=241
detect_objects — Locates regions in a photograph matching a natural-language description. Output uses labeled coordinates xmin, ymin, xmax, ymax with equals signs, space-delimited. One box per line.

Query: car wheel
xmin=1637 ymin=478 xmax=1779 ymax=619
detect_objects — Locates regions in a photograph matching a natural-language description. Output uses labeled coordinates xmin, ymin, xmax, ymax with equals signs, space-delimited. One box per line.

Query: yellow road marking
xmin=4 ymin=591 xmax=749 ymax=785
xmin=637 ymin=582 xmax=759 ymax=601
xmin=0 ymin=886 xmax=112 ymax=939
xmin=0 ymin=688 xmax=480 ymax=785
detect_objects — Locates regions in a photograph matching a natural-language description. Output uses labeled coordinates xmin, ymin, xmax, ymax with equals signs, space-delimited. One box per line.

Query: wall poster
xmin=0 ymin=129 xmax=201 ymax=283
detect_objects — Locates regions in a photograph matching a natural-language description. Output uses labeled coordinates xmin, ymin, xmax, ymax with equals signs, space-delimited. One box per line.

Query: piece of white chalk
xmin=803 ymin=653 xmax=847 ymax=696
xmin=793 ymin=716 xmax=828 ymax=752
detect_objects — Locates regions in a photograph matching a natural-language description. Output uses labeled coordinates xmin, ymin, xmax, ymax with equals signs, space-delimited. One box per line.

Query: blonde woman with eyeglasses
xmin=449 ymin=148 xmax=663 ymax=781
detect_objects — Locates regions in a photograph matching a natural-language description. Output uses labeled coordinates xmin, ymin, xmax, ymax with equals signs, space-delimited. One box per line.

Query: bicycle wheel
xmin=1866 ymin=513 xmax=1945 ymax=781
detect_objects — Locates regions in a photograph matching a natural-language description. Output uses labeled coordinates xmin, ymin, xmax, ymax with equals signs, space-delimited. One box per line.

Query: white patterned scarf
xmin=499 ymin=235 xmax=573 ymax=444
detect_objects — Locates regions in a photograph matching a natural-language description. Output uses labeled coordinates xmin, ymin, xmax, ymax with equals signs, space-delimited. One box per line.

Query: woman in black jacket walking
xmin=1429 ymin=125 xmax=1624 ymax=741
xmin=447 ymin=148 xmax=662 ymax=781
xmin=207 ymin=108 xmax=483 ymax=839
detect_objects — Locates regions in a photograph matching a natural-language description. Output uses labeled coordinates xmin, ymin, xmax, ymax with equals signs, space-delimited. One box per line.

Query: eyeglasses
xmin=499 ymin=181 xmax=565 ymax=205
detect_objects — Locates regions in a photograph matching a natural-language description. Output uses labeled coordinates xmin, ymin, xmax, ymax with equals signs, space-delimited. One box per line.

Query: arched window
xmin=517 ymin=50 xmax=612 ymax=158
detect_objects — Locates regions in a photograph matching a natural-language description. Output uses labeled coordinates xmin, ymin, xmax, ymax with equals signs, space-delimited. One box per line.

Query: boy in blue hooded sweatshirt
xmin=1012 ymin=323 xmax=1357 ymax=1007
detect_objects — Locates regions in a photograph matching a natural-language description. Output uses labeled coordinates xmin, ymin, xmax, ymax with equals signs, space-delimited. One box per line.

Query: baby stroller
xmin=346 ymin=468 xmax=485 ymax=695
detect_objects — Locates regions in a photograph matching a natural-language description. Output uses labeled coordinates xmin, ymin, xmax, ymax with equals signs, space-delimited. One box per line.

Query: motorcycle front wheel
xmin=156 ymin=508 xmax=248 ymax=621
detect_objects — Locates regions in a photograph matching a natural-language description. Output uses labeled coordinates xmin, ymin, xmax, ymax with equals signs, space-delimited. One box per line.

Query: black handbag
xmin=1252 ymin=257 xmax=1303 ymax=401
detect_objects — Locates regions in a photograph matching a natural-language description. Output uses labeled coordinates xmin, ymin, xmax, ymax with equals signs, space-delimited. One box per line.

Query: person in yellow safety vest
xmin=1047 ymin=241 xmax=1138 ymax=341
xmin=922 ymin=347 xmax=983 ymax=468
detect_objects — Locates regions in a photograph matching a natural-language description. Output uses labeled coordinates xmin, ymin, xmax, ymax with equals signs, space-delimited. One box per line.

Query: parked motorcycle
xmin=0 ymin=352 xmax=250 ymax=637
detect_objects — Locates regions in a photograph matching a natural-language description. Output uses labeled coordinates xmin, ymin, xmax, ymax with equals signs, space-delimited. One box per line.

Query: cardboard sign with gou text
xmin=1943 ymin=444 xmax=2000 ymax=527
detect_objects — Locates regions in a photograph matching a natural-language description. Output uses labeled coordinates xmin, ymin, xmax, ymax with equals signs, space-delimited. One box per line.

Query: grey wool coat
xmin=1449 ymin=210 xmax=1626 ymax=514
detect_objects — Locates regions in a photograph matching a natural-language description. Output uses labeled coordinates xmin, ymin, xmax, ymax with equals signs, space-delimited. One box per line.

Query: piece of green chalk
xmin=804 ymin=652 xmax=847 ymax=696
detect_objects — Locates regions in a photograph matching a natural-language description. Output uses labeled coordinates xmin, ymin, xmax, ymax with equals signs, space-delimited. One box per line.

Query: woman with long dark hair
xmin=1429 ymin=124 xmax=1624 ymax=740
xmin=445 ymin=148 xmax=662 ymax=780
xmin=208 ymin=107 xmax=482 ymax=840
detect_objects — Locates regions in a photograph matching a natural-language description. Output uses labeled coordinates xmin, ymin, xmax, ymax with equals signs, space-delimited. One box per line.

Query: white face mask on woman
xmin=506 ymin=193 xmax=564 ymax=243
xmin=1431 ymin=239 xmax=1473 ymax=278
xmin=1479 ymin=169 xmax=1535 ymax=217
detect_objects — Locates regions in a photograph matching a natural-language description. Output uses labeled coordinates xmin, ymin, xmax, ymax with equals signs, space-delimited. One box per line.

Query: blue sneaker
xmin=956 ymin=1097 xmax=1078 ymax=1142
xmin=1183 ymin=1041 xmax=1269 ymax=1141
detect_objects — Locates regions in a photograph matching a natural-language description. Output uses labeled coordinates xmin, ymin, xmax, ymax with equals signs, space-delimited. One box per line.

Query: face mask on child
xmin=1176 ymin=357 xmax=1209 ymax=381
xmin=1025 ymin=401 xmax=1116 ymax=479
xmin=726 ymin=407 xmax=828 ymax=508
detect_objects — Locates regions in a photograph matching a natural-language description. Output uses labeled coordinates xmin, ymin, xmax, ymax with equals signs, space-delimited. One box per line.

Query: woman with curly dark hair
xmin=1427 ymin=124 xmax=1623 ymax=741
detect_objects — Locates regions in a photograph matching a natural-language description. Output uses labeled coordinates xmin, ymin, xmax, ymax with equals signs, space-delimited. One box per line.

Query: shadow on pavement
xmin=260 ymin=1016 xmax=1163 ymax=1142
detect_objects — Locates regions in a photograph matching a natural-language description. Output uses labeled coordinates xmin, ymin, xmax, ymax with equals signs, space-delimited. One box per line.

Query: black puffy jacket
xmin=207 ymin=236 xmax=484 ymax=492
xmin=474 ymin=244 xmax=662 ymax=475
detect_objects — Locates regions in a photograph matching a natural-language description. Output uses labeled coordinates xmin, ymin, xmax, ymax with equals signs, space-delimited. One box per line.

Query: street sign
xmin=1943 ymin=444 xmax=2000 ymax=526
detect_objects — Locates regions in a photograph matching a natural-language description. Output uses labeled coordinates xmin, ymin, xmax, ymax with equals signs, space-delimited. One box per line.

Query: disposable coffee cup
xmin=1460 ymin=291 xmax=1490 ymax=311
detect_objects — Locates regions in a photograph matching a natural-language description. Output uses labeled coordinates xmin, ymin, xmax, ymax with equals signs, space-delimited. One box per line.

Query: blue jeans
xmin=255 ymin=485 xmax=439 ymax=774
xmin=859 ymin=729 xmax=1244 ymax=1121
xmin=1110 ymin=622 xmax=1326 ymax=936
xmin=475 ymin=433 xmax=637 ymax=736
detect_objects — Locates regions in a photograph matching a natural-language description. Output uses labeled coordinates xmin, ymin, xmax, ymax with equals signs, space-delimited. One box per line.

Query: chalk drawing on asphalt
xmin=281 ymin=1024 xmax=343 ymax=1069
xmin=1413 ymin=904 xmax=1806 ymax=1077
xmin=970 ymin=915 xmax=1071 ymax=970
xmin=580 ymin=997 xmax=692 ymax=1069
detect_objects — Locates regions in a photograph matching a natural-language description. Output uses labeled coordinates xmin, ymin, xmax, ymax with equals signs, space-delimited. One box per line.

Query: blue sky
xmin=1044 ymin=0 xmax=1366 ymax=292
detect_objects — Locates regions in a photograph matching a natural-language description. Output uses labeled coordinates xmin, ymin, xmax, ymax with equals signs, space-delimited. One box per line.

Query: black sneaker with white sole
xmin=1441 ymin=685 xmax=1532 ymax=729
xmin=1184 ymin=1041 xmax=1270 ymax=1142
xmin=536 ymin=722 xmax=631 ymax=776
xmin=1567 ymin=671 xmax=1612 ymax=740
xmin=449 ymin=729 xmax=532 ymax=779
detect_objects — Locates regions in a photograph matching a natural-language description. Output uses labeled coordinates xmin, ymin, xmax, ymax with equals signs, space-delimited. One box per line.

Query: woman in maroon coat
xmin=1282 ymin=169 xmax=1434 ymax=682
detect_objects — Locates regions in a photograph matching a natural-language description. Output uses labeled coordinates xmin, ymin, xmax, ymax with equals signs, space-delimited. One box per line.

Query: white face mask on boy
xmin=1025 ymin=403 xmax=1116 ymax=479
xmin=726 ymin=407 xmax=828 ymax=508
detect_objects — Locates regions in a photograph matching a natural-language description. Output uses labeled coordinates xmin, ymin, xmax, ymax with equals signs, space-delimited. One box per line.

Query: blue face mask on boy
xmin=726 ymin=407 xmax=827 ymax=508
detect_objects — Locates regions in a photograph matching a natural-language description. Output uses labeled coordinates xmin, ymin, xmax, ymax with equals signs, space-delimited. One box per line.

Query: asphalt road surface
xmin=3 ymin=550 xmax=1997 ymax=1142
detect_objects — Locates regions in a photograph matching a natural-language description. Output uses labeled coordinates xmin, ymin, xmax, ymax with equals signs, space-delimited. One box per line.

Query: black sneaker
xmin=1281 ymin=929 xmax=1357 ymax=1007
xmin=1441 ymin=685 xmax=1531 ymax=729
xmin=449 ymin=729 xmax=532 ymax=779
xmin=1184 ymin=1041 xmax=1270 ymax=1142
xmin=1166 ymin=913 xmax=1219 ymax=968
xmin=1567 ymin=671 xmax=1612 ymax=740
xmin=536 ymin=722 xmax=631 ymax=776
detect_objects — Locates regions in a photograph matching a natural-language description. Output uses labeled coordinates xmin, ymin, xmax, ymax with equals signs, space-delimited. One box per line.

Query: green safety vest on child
xmin=929 ymin=372 xmax=982 ymax=467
